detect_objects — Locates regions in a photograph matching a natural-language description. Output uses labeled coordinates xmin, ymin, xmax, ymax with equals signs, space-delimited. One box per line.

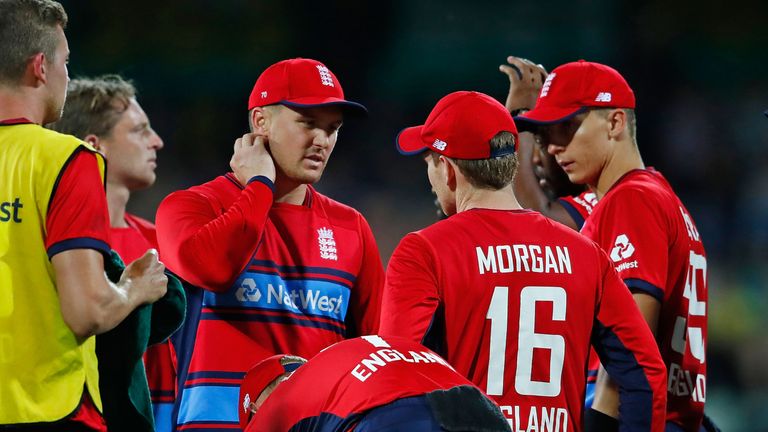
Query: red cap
xmin=396 ymin=91 xmax=518 ymax=160
xmin=516 ymin=60 xmax=635 ymax=128
xmin=247 ymin=58 xmax=367 ymax=115
xmin=238 ymin=354 xmax=305 ymax=430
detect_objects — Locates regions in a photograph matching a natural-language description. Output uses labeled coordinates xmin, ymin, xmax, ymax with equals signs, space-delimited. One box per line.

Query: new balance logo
xmin=261 ymin=91 xmax=268 ymax=98
xmin=316 ymin=65 xmax=335 ymax=87
xmin=432 ymin=139 xmax=447 ymax=151
xmin=540 ymin=73 xmax=556 ymax=97
xmin=318 ymin=227 xmax=338 ymax=260
xmin=595 ymin=92 xmax=612 ymax=102
xmin=610 ymin=234 xmax=635 ymax=262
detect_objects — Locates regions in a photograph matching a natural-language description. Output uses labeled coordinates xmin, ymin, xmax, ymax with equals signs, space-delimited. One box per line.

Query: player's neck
xmin=273 ymin=178 xmax=308 ymax=205
xmin=594 ymin=140 xmax=645 ymax=199
xmin=0 ymin=88 xmax=46 ymax=124
xmin=106 ymin=181 xmax=131 ymax=228
xmin=456 ymin=183 xmax=523 ymax=213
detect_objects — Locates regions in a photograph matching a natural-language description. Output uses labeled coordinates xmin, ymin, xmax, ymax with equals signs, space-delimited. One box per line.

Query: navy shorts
xmin=355 ymin=396 xmax=443 ymax=432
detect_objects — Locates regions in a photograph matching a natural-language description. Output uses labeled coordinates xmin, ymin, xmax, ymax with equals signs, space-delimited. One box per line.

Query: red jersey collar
xmin=0 ymin=118 xmax=33 ymax=125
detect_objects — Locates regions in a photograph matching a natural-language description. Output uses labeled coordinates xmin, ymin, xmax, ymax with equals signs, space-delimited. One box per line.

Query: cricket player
xmin=515 ymin=60 xmax=709 ymax=431
xmin=380 ymin=90 xmax=667 ymax=431
xmin=155 ymin=58 xmax=384 ymax=431
xmin=0 ymin=1 xmax=167 ymax=429
xmin=239 ymin=336 xmax=511 ymax=432
xmin=48 ymin=74 xmax=177 ymax=432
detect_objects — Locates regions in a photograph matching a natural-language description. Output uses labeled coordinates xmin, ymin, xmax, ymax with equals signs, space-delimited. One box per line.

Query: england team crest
xmin=317 ymin=227 xmax=338 ymax=261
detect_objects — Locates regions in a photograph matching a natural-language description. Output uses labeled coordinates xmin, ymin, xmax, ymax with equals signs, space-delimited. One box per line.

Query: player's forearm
xmin=157 ymin=181 xmax=273 ymax=291
xmin=55 ymin=252 xmax=145 ymax=338
xmin=591 ymin=367 xmax=619 ymax=418
xmin=68 ymin=279 xmax=148 ymax=338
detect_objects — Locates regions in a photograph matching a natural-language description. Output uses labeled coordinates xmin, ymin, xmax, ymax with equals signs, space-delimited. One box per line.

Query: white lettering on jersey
xmin=499 ymin=405 xmax=569 ymax=432
xmin=609 ymin=234 xmax=635 ymax=262
xmin=680 ymin=207 xmax=701 ymax=242
xmin=350 ymin=348 xmax=452 ymax=382
xmin=476 ymin=245 xmax=571 ymax=275
xmin=668 ymin=362 xmax=706 ymax=403
xmin=572 ymin=192 xmax=598 ymax=214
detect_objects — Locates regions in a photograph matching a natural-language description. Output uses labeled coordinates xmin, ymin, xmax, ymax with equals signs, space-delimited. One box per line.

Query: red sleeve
xmin=155 ymin=177 xmax=274 ymax=291
xmin=380 ymin=233 xmax=440 ymax=342
xmin=45 ymin=149 xmax=111 ymax=258
xmin=592 ymin=246 xmax=667 ymax=432
xmin=589 ymin=189 xmax=669 ymax=302
xmin=344 ymin=215 xmax=384 ymax=336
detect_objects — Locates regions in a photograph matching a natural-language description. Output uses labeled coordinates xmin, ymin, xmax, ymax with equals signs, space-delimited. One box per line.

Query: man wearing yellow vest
xmin=0 ymin=1 xmax=169 ymax=430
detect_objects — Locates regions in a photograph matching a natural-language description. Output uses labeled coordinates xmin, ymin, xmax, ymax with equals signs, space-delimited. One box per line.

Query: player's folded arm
xmin=156 ymin=182 xmax=273 ymax=291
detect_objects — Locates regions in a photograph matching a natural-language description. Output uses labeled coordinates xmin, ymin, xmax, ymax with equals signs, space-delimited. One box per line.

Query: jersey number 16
xmin=486 ymin=286 xmax=566 ymax=397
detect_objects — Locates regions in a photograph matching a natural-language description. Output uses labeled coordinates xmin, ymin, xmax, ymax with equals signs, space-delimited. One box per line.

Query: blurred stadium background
xmin=59 ymin=1 xmax=767 ymax=430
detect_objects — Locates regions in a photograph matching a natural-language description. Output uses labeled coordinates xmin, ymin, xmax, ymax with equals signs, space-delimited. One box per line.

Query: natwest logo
xmin=235 ymin=278 xmax=344 ymax=315
xmin=235 ymin=278 xmax=261 ymax=302
xmin=609 ymin=234 xmax=635 ymax=262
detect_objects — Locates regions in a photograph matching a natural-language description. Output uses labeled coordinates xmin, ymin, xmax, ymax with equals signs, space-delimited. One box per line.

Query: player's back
xmin=414 ymin=208 xmax=618 ymax=430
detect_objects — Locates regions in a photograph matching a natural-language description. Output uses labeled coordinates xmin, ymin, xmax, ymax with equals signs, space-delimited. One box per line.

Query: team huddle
xmin=0 ymin=1 xmax=713 ymax=432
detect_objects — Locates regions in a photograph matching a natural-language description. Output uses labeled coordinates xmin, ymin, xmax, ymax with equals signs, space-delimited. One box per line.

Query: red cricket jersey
xmin=581 ymin=169 xmax=707 ymax=430
xmin=558 ymin=190 xmax=597 ymax=230
xmin=46 ymin=149 xmax=111 ymax=256
xmin=109 ymin=213 xmax=177 ymax=432
xmin=246 ymin=336 xmax=479 ymax=432
xmin=156 ymin=174 xmax=384 ymax=431
xmin=381 ymin=208 xmax=666 ymax=432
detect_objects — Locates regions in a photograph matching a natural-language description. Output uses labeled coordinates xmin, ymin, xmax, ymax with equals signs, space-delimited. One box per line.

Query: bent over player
xmin=515 ymin=60 xmax=709 ymax=431
xmin=156 ymin=58 xmax=384 ymax=431
xmin=380 ymin=91 xmax=666 ymax=431
xmin=240 ymin=336 xmax=511 ymax=432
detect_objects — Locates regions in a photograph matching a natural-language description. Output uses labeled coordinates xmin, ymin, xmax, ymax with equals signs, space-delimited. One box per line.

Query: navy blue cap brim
xmin=279 ymin=100 xmax=368 ymax=116
xmin=513 ymin=107 xmax=588 ymax=132
xmin=395 ymin=125 xmax=429 ymax=156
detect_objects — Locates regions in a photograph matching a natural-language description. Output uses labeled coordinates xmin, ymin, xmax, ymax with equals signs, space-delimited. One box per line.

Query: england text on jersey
xmin=499 ymin=404 xmax=569 ymax=432
xmin=476 ymin=244 xmax=572 ymax=275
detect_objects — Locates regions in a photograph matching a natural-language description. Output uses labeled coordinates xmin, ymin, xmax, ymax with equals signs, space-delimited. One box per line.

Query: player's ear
xmin=442 ymin=156 xmax=458 ymax=192
xmin=84 ymin=134 xmax=103 ymax=152
xmin=607 ymin=108 xmax=627 ymax=141
xmin=249 ymin=107 xmax=269 ymax=135
xmin=28 ymin=52 xmax=46 ymax=85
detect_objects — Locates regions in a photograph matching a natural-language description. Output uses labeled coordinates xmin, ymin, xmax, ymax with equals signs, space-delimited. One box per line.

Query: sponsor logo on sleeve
xmin=609 ymin=234 xmax=635 ymax=262
xmin=610 ymin=234 xmax=638 ymax=272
